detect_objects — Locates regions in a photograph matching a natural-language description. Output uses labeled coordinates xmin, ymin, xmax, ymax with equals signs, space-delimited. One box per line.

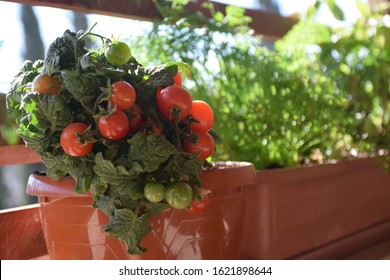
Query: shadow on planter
xmin=27 ymin=161 xmax=256 ymax=260
xmin=240 ymin=157 xmax=390 ymax=260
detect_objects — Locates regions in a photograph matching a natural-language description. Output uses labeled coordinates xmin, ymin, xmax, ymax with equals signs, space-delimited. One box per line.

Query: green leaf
xmin=6 ymin=60 xmax=43 ymax=122
xmin=40 ymin=152 xmax=95 ymax=193
xmin=141 ymin=64 xmax=177 ymax=88
xmin=43 ymin=30 xmax=87 ymax=73
xmin=275 ymin=18 xmax=331 ymax=52
xmin=165 ymin=61 xmax=192 ymax=78
xmin=128 ymin=133 xmax=177 ymax=173
xmin=325 ymin=0 xmax=345 ymax=21
xmin=168 ymin=152 xmax=203 ymax=186
xmin=20 ymin=92 xmax=72 ymax=132
xmin=94 ymin=153 xmax=144 ymax=199
xmin=61 ymin=69 xmax=103 ymax=113
xmin=103 ymin=208 xmax=152 ymax=255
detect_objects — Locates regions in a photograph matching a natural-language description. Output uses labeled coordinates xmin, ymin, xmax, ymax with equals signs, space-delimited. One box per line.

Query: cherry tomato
xmin=156 ymin=86 xmax=163 ymax=98
xmin=144 ymin=182 xmax=166 ymax=203
xmin=98 ymin=110 xmax=130 ymax=140
xmin=157 ymin=85 xmax=192 ymax=121
xmin=60 ymin=123 xmax=93 ymax=157
xmin=187 ymin=195 xmax=209 ymax=215
xmin=173 ymin=72 xmax=182 ymax=86
xmin=110 ymin=81 xmax=136 ymax=111
xmin=190 ymin=100 xmax=214 ymax=133
xmin=165 ymin=182 xmax=193 ymax=209
xmin=128 ymin=104 xmax=142 ymax=132
xmin=31 ymin=73 xmax=61 ymax=94
xmin=183 ymin=132 xmax=215 ymax=160
xmin=142 ymin=118 xmax=164 ymax=135
xmin=105 ymin=41 xmax=132 ymax=65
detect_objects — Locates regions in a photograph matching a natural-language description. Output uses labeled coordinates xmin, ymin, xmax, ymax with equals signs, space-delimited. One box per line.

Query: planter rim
xmin=26 ymin=161 xmax=256 ymax=197
xmin=256 ymin=156 xmax=388 ymax=184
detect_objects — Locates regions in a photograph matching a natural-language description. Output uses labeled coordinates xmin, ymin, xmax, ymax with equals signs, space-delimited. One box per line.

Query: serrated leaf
xmin=20 ymin=92 xmax=72 ymax=132
xmin=103 ymin=208 xmax=152 ymax=255
xmin=128 ymin=133 xmax=177 ymax=172
xmin=61 ymin=69 xmax=102 ymax=112
xmin=169 ymin=152 xmax=203 ymax=186
xmin=6 ymin=60 xmax=43 ymax=122
xmin=141 ymin=64 xmax=177 ymax=88
xmin=94 ymin=153 xmax=144 ymax=199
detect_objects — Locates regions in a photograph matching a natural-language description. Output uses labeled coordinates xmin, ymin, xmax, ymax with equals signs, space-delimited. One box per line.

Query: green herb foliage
xmin=132 ymin=0 xmax=390 ymax=169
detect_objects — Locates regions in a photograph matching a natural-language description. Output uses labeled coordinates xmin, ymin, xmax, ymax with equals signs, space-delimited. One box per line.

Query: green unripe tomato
xmin=165 ymin=182 xmax=193 ymax=209
xmin=144 ymin=182 xmax=165 ymax=203
xmin=105 ymin=41 xmax=132 ymax=65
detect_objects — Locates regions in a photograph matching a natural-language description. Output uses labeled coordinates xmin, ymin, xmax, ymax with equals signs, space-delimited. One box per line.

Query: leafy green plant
xmin=6 ymin=27 xmax=215 ymax=254
xmin=317 ymin=1 xmax=390 ymax=160
xmin=131 ymin=1 xmax=350 ymax=169
xmin=131 ymin=0 xmax=390 ymax=169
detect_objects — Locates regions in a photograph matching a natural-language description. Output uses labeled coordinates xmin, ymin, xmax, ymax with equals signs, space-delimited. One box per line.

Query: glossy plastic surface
xmin=27 ymin=162 xmax=255 ymax=260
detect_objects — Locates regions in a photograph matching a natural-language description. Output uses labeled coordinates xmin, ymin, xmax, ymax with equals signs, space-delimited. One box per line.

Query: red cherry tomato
xmin=183 ymin=132 xmax=215 ymax=160
xmin=60 ymin=123 xmax=93 ymax=157
xmin=128 ymin=103 xmax=142 ymax=132
xmin=173 ymin=72 xmax=182 ymax=86
xmin=187 ymin=195 xmax=209 ymax=215
xmin=110 ymin=81 xmax=136 ymax=111
xmin=190 ymin=100 xmax=214 ymax=133
xmin=157 ymin=85 xmax=192 ymax=122
xmin=98 ymin=110 xmax=130 ymax=140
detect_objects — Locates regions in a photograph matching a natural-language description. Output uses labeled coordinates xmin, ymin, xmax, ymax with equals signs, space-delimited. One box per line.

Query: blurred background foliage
xmin=132 ymin=0 xmax=390 ymax=169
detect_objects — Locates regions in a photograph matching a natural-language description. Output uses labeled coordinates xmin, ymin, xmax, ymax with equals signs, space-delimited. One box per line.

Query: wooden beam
xmin=0 ymin=145 xmax=41 ymax=166
xmin=2 ymin=0 xmax=297 ymax=39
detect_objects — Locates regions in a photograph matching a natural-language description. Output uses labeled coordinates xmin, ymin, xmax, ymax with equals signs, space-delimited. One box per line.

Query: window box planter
xmin=240 ymin=157 xmax=390 ymax=259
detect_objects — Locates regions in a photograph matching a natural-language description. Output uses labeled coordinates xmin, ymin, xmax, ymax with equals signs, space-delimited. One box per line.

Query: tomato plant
xmin=157 ymin=85 xmax=192 ymax=121
xmin=186 ymin=195 xmax=208 ymax=215
xmin=110 ymin=81 xmax=137 ymax=111
xmin=183 ymin=132 xmax=215 ymax=160
xmin=31 ymin=73 xmax=61 ymax=94
xmin=165 ymin=182 xmax=193 ymax=209
xmin=190 ymin=100 xmax=214 ymax=133
xmin=105 ymin=41 xmax=132 ymax=65
xmin=98 ymin=110 xmax=130 ymax=140
xmin=144 ymin=182 xmax=166 ymax=202
xmin=60 ymin=122 xmax=93 ymax=157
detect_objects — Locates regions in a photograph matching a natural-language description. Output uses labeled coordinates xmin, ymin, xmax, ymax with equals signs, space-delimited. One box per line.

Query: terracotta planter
xmin=240 ymin=157 xmax=390 ymax=260
xmin=27 ymin=161 xmax=255 ymax=260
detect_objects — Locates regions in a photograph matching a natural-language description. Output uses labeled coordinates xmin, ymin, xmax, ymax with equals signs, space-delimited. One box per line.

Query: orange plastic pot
xmin=27 ymin=161 xmax=255 ymax=260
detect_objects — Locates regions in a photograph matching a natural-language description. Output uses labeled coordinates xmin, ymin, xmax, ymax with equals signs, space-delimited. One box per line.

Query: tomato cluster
xmin=34 ymin=41 xmax=214 ymax=214
xmin=156 ymin=81 xmax=215 ymax=161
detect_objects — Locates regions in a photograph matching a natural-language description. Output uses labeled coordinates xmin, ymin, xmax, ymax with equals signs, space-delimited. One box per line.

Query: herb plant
xmin=6 ymin=27 xmax=215 ymax=254
xmin=132 ymin=0 xmax=390 ymax=169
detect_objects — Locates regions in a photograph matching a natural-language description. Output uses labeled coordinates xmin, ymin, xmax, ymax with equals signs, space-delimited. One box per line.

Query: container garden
xmin=6 ymin=28 xmax=257 ymax=259
xmin=240 ymin=157 xmax=390 ymax=260
xmin=27 ymin=161 xmax=255 ymax=260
